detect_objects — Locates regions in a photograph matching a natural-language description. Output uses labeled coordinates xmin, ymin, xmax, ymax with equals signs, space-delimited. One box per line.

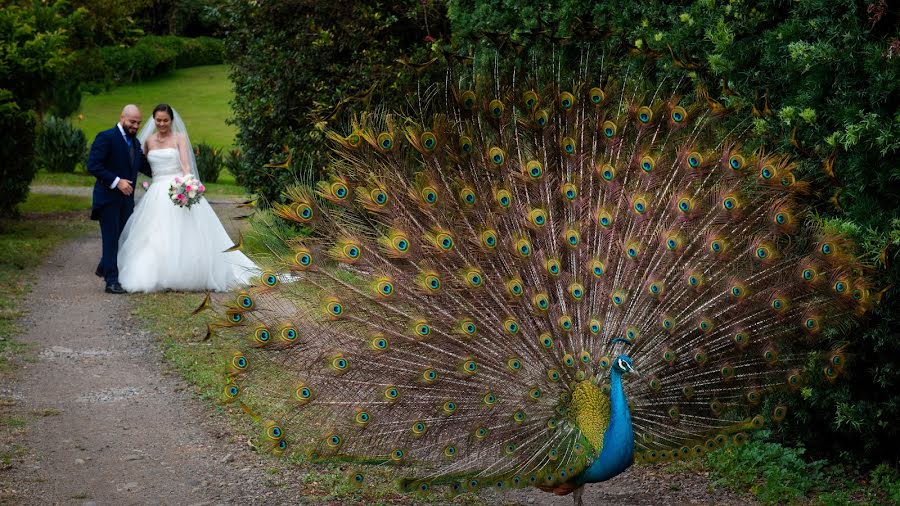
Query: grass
xmin=32 ymin=168 xmax=248 ymax=199
xmin=0 ymin=194 xmax=94 ymax=372
xmin=78 ymin=65 xmax=237 ymax=149
xmin=703 ymin=432 xmax=900 ymax=505
xmin=132 ymin=290 xmax=449 ymax=504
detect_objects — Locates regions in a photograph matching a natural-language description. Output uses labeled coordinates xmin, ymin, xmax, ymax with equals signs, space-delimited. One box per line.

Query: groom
xmin=87 ymin=104 xmax=152 ymax=294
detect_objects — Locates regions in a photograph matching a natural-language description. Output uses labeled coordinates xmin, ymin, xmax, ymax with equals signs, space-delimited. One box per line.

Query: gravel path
xmin=0 ymin=199 xmax=752 ymax=505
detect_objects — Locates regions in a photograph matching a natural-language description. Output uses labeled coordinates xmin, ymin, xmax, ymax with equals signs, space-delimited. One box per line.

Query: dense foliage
xmin=35 ymin=116 xmax=88 ymax=173
xmin=224 ymin=0 xmax=899 ymax=466
xmin=194 ymin=142 xmax=223 ymax=183
xmin=86 ymin=35 xmax=224 ymax=90
xmin=0 ymin=2 xmax=85 ymax=216
xmin=453 ymin=0 xmax=900 ymax=467
xmin=223 ymin=0 xmax=449 ymax=203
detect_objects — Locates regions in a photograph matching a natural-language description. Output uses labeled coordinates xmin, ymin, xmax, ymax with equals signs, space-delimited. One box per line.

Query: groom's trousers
xmin=97 ymin=201 xmax=133 ymax=285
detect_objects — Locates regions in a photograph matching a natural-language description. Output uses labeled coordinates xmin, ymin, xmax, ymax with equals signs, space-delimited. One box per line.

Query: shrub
xmin=90 ymin=36 xmax=224 ymax=86
xmin=223 ymin=148 xmax=243 ymax=180
xmin=223 ymin=0 xmax=448 ymax=203
xmin=35 ymin=116 xmax=87 ymax=173
xmin=0 ymin=94 xmax=37 ymax=218
xmin=193 ymin=142 xmax=222 ymax=183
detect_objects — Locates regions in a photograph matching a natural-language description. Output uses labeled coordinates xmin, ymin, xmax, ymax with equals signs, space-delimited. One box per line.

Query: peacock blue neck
xmin=575 ymin=367 xmax=634 ymax=484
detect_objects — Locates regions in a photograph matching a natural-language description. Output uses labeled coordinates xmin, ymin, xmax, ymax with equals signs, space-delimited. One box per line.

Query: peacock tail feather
xmin=211 ymin=48 xmax=871 ymax=495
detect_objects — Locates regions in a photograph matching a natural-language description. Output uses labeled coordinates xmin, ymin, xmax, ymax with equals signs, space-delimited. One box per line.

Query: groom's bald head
xmin=120 ymin=104 xmax=142 ymax=136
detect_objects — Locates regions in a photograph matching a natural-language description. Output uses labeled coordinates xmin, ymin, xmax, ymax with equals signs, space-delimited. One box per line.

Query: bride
xmin=117 ymin=104 xmax=259 ymax=292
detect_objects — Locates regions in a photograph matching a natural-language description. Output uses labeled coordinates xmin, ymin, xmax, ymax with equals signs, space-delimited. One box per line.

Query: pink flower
xmin=177 ymin=194 xmax=186 ymax=200
xmin=198 ymin=184 xmax=205 ymax=192
xmin=175 ymin=177 xmax=182 ymax=184
xmin=186 ymin=185 xmax=193 ymax=191
xmin=142 ymin=181 xmax=150 ymax=190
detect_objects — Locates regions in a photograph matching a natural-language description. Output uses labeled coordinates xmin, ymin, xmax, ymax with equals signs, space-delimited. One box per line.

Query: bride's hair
xmin=153 ymin=103 xmax=175 ymax=121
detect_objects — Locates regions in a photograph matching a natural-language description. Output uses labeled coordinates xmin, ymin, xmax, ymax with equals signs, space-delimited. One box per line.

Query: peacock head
xmin=612 ymin=355 xmax=636 ymax=375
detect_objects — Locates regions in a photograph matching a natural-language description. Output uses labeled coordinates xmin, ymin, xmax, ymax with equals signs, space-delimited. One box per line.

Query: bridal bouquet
xmin=169 ymin=175 xmax=205 ymax=208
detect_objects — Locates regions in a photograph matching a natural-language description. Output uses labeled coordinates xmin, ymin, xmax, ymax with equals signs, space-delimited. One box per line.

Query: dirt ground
xmin=0 ymin=200 xmax=753 ymax=505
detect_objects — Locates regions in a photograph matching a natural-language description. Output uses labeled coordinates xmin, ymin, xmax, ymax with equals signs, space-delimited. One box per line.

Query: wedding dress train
xmin=118 ymin=148 xmax=259 ymax=292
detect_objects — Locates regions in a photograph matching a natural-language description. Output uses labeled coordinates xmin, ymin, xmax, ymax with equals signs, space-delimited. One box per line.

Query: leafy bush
xmin=89 ymin=36 xmax=224 ymax=86
xmin=0 ymin=2 xmax=82 ymax=217
xmin=223 ymin=0 xmax=449 ymax=203
xmin=0 ymin=95 xmax=37 ymax=218
xmin=35 ymin=116 xmax=87 ymax=173
xmin=443 ymin=0 xmax=900 ymax=467
xmin=193 ymin=142 xmax=222 ymax=183
xmin=705 ymin=433 xmax=826 ymax=504
xmin=223 ymin=147 xmax=243 ymax=179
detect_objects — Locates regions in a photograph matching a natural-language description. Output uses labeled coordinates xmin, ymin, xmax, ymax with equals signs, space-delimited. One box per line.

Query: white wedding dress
xmin=118 ymin=148 xmax=259 ymax=293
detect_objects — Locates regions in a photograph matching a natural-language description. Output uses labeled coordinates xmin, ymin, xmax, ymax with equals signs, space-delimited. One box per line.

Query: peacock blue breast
xmin=575 ymin=365 xmax=634 ymax=484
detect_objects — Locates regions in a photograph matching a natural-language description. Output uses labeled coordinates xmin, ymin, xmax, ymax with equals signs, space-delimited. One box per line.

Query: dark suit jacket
xmin=87 ymin=125 xmax=152 ymax=220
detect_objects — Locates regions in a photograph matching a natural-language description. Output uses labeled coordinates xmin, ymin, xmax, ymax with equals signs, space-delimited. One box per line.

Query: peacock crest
xmin=209 ymin=47 xmax=871 ymax=500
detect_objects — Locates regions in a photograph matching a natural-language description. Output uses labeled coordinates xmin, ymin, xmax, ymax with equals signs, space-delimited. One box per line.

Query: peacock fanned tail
xmin=212 ymin=51 xmax=871 ymax=496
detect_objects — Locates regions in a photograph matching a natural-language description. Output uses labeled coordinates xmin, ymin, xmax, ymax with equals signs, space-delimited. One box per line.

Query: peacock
xmin=209 ymin=47 xmax=872 ymax=504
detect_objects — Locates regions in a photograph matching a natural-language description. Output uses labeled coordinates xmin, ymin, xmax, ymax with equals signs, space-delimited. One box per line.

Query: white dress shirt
xmin=109 ymin=123 xmax=133 ymax=189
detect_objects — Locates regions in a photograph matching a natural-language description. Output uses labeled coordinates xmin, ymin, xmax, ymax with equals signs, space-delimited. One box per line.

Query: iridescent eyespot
xmin=729 ymin=154 xmax=745 ymax=170
xmin=254 ymin=328 xmax=270 ymax=344
xmin=460 ymin=90 xmax=476 ymax=109
xmin=687 ymin=152 xmax=702 ymax=168
xmin=295 ymin=386 xmax=312 ymax=400
xmin=459 ymin=136 xmax=473 ymax=154
xmin=602 ymin=121 xmax=616 ymax=138
xmin=533 ymin=110 xmax=549 ymax=127
xmin=528 ymin=208 xmax=547 ymax=227
xmin=559 ymin=92 xmax=574 ymax=110
xmin=488 ymin=99 xmax=504 ymax=118
xmin=435 ymin=232 xmax=453 ymax=251
xmin=225 ymin=384 xmax=240 ymax=398
xmin=459 ymin=187 xmax=476 ymax=205
xmin=600 ymin=164 xmax=616 ymax=181
xmin=561 ymin=183 xmax=578 ymax=201
xmin=671 ymin=106 xmax=687 ymax=123
xmin=481 ymin=229 xmax=497 ymax=249
xmin=515 ymin=238 xmax=532 ymax=257
xmin=421 ymin=186 xmax=438 ymax=204
xmin=506 ymin=278 xmax=523 ymax=297
xmin=540 ymin=334 xmax=553 ymax=348
xmin=533 ymin=293 xmax=550 ymax=311
xmin=640 ymin=155 xmax=654 ymax=173
xmin=420 ymin=131 xmax=437 ymax=151
xmin=760 ymin=166 xmax=774 ymax=179
xmin=526 ymin=160 xmax=543 ymax=179
xmin=489 ymin=147 xmax=505 ymax=166
xmin=495 ymin=189 xmax=512 ymax=208
xmin=376 ymin=132 xmax=394 ymax=151
xmin=591 ymin=259 xmax=605 ymax=277
xmin=522 ymin=90 xmax=539 ymax=109
xmin=369 ymin=188 xmax=387 ymax=205
xmin=589 ymin=87 xmax=605 ymax=104
xmin=561 ymin=137 xmax=576 ymax=155
xmin=637 ymin=106 xmax=653 ymax=124
xmin=722 ymin=196 xmax=737 ymax=210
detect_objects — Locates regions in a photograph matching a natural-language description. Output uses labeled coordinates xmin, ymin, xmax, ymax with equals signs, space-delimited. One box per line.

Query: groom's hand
xmin=117 ymin=179 xmax=134 ymax=196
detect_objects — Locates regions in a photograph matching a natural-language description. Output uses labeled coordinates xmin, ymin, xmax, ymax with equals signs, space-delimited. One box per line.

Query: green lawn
xmin=78 ymin=65 xmax=236 ymax=149
xmin=0 ymin=194 xmax=94 ymax=372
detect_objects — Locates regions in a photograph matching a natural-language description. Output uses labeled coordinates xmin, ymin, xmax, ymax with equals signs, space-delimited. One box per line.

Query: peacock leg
xmin=573 ymin=485 xmax=584 ymax=506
